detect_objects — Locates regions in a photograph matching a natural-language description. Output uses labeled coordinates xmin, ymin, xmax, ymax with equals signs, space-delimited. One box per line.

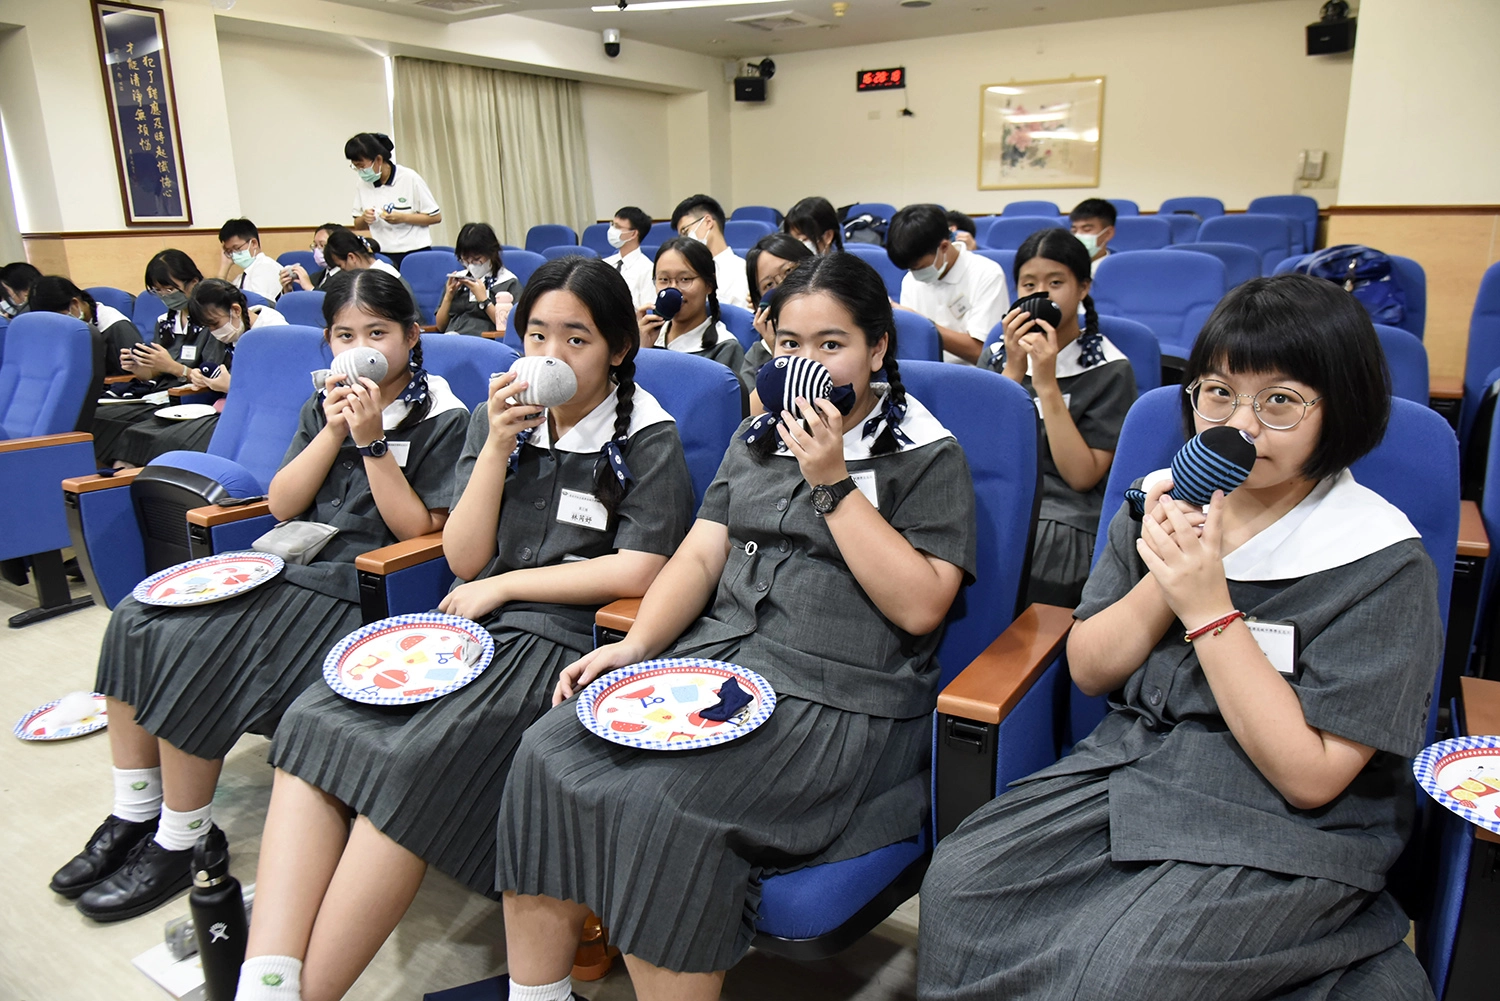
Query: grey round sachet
xmin=508 ymin=355 xmax=579 ymax=407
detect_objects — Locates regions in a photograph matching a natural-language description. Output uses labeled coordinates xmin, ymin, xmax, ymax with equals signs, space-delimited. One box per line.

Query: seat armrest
xmin=354 ymin=532 xmax=445 ymax=575
xmin=104 ymin=374 xmax=135 ymax=385
xmin=1459 ymin=500 xmax=1489 ymax=559
xmin=937 ymin=604 xmax=1075 ymax=724
xmin=186 ymin=501 xmax=273 ymax=527
xmin=1459 ymin=677 xmax=1500 ymax=845
xmin=480 ymin=329 xmax=503 ymax=340
xmin=167 ymin=385 xmax=200 ymax=398
xmin=0 ymin=432 xmax=93 ymax=454
xmin=1430 ymin=374 xmax=1463 ymax=401
xmin=421 ymin=325 xmax=439 ymax=333
xmin=596 ymin=598 xmax=641 ymax=635
xmin=63 ymin=467 xmax=142 ymax=493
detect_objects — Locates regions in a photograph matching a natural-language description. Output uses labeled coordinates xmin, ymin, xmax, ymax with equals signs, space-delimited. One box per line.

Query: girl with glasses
xmin=743 ymin=233 xmax=814 ymax=374
xmin=641 ymin=237 xmax=754 ymax=398
xmin=919 ymin=274 xmax=1442 ymax=1001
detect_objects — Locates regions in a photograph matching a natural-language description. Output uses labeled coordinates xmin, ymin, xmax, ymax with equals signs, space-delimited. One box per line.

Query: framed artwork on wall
xmin=91 ymin=1 xmax=192 ymax=225
xmin=978 ymin=77 xmax=1104 ymax=190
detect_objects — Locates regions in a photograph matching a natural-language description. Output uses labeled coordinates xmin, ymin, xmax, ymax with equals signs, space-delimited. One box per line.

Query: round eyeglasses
xmin=1186 ymin=380 xmax=1322 ymax=431
xmin=654 ymin=275 xmax=701 ymax=289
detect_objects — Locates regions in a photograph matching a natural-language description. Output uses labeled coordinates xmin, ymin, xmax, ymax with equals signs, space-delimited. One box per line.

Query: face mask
xmin=910 ymin=244 xmax=953 ymax=284
xmin=69 ymin=306 xmax=86 ymax=322
xmin=312 ymin=247 xmax=326 ymax=268
xmin=160 ymin=290 xmax=189 ymax=312
xmin=230 ymin=249 xmax=255 ymax=270
xmin=357 ymin=166 xmax=381 ymax=183
xmin=467 ymin=260 xmax=494 ymax=281
xmin=800 ymin=238 xmax=817 ymax=255
xmin=1075 ymin=232 xmax=1100 ymax=255
xmin=607 ymin=225 xmax=629 ymax=250
xmin=683 ymin=217 xmax=708 ymax=245
xmin=210 ymin=315 xmax=244 ymax=343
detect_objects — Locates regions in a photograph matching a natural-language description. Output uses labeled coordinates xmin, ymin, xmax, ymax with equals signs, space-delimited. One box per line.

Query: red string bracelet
xmin=1184 ymin=610 xmax=1245 ymax=643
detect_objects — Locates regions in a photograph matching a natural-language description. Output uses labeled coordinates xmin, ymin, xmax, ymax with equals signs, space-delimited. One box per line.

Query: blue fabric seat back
xmin=1373 ymin=323 xmax=1430 ymax=406
xmin=1097 ymin=315 xmax=1161 ymax=395
xmin=430 ymin=245 xmax=455 ymax=255
xmin=420 ymin=333 xmax=517 ymax=410
xmin=1198 ymin=214 xmax=1294 ymax=274
xmin=399 ymin=250 xmax=463 ymax=325
xmin=982 ymin=216 xmax=1065 ymax=250
xmin=1161 ymin=212 xmax=1201 ymax=244
xmin=525 ymin=225 xmax=577 ymax=254
xmin=505 ymin=250 xmax=547 ymax=288
xmin=1091 ymin=250 xmax=1226 ymax=357
xmin=541 ymin=245 xmax=598 ymax=261
xmin=975 ymin=248 xmax=1016 ymax=283
xmin=1108 ymin=216 xmax=1171 ymax=252
xmin=0 ymin=316 xmax=7 ymax=369
xmin=723 ymin=220 xmax=775 ymax=252
xmin=730 ymin=206 xmax=781 ymax=225
xmin=1002 ymin=200 xmax=1060 ymax=217
xmin=1387 ymin=255 xmax=1427 ymax=340
xmin=1247 ymin=194 xmax=1319 ymax=255
xmin=275 ymin=290 xmax=327 ymax=328
xmin=1459 ymin=262 xmax=1500 ymax=454
xmin=1158 ymin=196 xmax=1224 ymax=219
xmin=374 ymin=254 xmax=394 ymax=266
xmin=1108 ymin=199 xmax=1139 ymax=216
xmin=132 ymin=290 xmax=166 ymax=338
xmin=242 ymin=290 xmax=272 ymax=309
xmin=845 ymin=245 xmax=906 ymax=300
xmin=718 ymin=303 xmax=757 ymax=351
xmin=632 ymin=349 xmax=742 ymax=507
xmin=277 ymin=250 xmax=318 ymax=272
xmin=87 ymin=287 xmax=135 ymax=317
xmin=845 ymin=202 xmax=898 ymax=223
xmin=1164 ymin=241 xmax=1262 ymax=288
xmin=648 ymin=221 xmax=676 ymax=245
xmin=892 ymin=310 xmax=941 ymax=362
xmin=639 ymin=244 xmax=660 ymax=264
xmin=580 ymin=223 xmax=614 ymax=256
xmin=0 ymin=313 xmax=95 ymax=439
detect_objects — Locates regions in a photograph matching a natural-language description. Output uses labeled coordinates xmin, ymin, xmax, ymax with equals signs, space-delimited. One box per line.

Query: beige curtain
xmin=393 ymin=56 xmax=594 ymax=248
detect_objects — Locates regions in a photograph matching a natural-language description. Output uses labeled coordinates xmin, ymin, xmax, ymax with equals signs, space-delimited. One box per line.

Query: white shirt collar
xmin=381 ymin=373 xmax=468 ymax=431
xmin=664 ymin=315 xmax=717 ymax=354
xmin=1025 ymin=334 xmax=1128 ymax=379
xmin=94 ymin=303 xmax=128 ymax=330
xmin=527 ymin=384 xmax=675 ymax=453
xmin=771 ymin=386 xmax=953 ymax=460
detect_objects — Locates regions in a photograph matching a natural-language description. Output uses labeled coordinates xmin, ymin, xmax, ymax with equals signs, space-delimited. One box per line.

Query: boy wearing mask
xmin=888 ymin=203 xmax=1009 ymax=364
xmin=216 ymin=218 xmax=283 ymax=301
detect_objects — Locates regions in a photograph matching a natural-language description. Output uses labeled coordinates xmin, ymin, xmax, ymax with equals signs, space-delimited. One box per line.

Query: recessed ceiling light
xmin=900 ymin=0 xmax=933 ymax=8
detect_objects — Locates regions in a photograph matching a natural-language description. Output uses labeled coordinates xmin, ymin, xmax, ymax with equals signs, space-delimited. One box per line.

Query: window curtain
xmin=393 ymin=56 xmax=594 ymax=248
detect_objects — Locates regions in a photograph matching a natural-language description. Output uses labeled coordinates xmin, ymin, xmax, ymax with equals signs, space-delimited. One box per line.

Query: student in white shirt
xmin=887 ymin=203 xmax=1009 ymax=364
xmin=346 ymin=132 xmax=442 ymax=268
xmin=1069 ymin=198 xmax=1116 ymax=275
xmin=669 ymin=194 xmax=751 ymax=309
xmin=216 ymin=218 xmax=284 ymax=302
xmin=601 ymin=205 xmax=656 ymax=310
xmin=783 ymin=196 xmax=844 ymax=254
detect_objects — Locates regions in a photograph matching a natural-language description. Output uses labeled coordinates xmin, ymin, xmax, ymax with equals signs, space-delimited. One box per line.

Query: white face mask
xmin=800 ymin=238 xmax=817 ymax=255
xmin=607 ymin=225 xmax=629 ymax=250
xmin=466 ymin=260 xmax=494 ymax=281
xmin=909 ymin=245 xmax=950 ymax=284
xmin=1075 ymin=232 xmax=1100 ymax=255
xmin=682 ymin=216 xmax=709 ymax=245
xmin=210 ymin=314 xmax=244 ymax=343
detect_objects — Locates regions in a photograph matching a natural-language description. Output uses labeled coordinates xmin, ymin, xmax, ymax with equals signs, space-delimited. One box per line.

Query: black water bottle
xmin=190 ymin=827 xmax=246 ymax=1001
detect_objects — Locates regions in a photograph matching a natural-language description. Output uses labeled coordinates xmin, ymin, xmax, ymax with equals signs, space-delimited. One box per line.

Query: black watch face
xmin=367 ymin=439 xmax=388 ymax=457
xmin=812 ymin=484 xmax=834 ymax=514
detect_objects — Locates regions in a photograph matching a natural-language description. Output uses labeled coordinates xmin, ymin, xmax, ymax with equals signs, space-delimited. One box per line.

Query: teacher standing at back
xmin=346 ymin=132 xmax=442 ymax=268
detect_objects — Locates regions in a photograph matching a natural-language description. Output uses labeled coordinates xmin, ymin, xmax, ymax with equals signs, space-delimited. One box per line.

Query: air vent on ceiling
xmin=411 ymin=0 xmax=512 ymax=13
xmin=728 ymin=9 xmax=829 ymax=32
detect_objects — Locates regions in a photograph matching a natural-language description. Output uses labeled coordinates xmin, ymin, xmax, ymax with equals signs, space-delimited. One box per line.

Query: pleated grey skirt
xmin=91 ymin=402 xmax=159 ymax=464
xmin=270 ymin=627 xmax=580 ymax=895
xmin=496 ymin=654 xmax=932 ymax=973
xmin=95 ymin=581 xmax=361 ymax=760
xmin=916 ymin=770 xmax=1431 ymax=1001
xmin=1028 ymin=518 xmax=1096 ymax=609
xmin=112 ymin=412 xmax=219 ymax=467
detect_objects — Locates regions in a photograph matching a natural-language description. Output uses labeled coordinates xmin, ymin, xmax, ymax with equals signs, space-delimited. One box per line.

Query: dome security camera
xmin=603 ymin=28 xmax=621 ymax=58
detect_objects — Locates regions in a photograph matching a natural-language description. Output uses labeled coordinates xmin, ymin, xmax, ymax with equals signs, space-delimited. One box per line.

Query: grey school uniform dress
xmin=93 ymin=310 xmax=205 ymax=463
xmin=443 ymin=268 xmax=521 ymax=337
xmin=663 ymin=314 xmax=755 ymax=398
xmin=270 ymin=386 xmax=694 ymax=894
xmin=918 ymin=470 xmax=1443 ymax=1001
xmin=496 ymin=389 xmax=977 ymax=973
xmin=985 ymin=332 xmax=1135 ymax=607
xmin=94 ymin=376 xmax=469 ymax=760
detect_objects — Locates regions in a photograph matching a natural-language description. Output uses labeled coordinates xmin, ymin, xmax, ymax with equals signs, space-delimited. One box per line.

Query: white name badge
xmin=1034 ymin=392 xmax=1071 ymax=417
xmin=558 ymin=488 xmax=609 ymax=532
xmin=1247 ymin=619 xmax=1298 ymax=676
xmin=388 ymin=440 xmax=411 ymax=468
xmin=850 ymin=469 xmax=878 ymax=510
xmin=179 ymin=344 xmax=198 ymax=362
xmin=950 ymin=295 xmax=971 ymax=319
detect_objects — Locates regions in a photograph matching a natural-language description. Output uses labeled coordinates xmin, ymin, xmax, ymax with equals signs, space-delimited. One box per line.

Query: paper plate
xmin=1414 ymin=735 xmax=1500 ymax=836
xmin=154 ymin=403 xmax=218 ymax=421
xmin=323 ymin=612 xmax=494 ymax=706
xmin=132 ymin=552 xmax=284 ymax=608
xmin=577 ymin=659 xmax=776 ymax=751
xmin=14 ymin=694 xmax=108 ymax=742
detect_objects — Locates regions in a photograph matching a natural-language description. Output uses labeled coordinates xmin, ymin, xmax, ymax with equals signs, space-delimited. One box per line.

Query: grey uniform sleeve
xmin=1074 ymin=499 xmax=1144 ymax=621
xmin=1074 ymin=360 xmax=1136 ymax=453
xmin=696 ymin=424 xmax=750 ymax=526
xmin=399 ymin=409 xmax=470 ymax=511
xmin=278 ymin=395 xmax=325 ymax=470
xmin=610 ymin=423 xmax=695 ymax=556
xmin=452 ymin=404 xmax=493 ymax=505
xmin=886 ymin=439 xmax=978 ymax=582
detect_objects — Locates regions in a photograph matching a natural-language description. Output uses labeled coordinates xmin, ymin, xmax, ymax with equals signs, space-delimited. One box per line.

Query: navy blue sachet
xmin=699 ymin=676 xmax=752 ymax=722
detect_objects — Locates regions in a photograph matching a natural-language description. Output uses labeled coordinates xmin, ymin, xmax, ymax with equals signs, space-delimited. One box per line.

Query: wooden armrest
xmin=595 ymin=598 xmax=641 ymax=634
xmin=63 ymin=467 xmax=142 ymax=493
xmin=936 ymin=604 xmax=1075 ymax=724
xmin=354 ymin=532 xmax=445 ymax=574
xmin=421 ymin=325 xmax=438 ymax=333
xmin=186 ymin=500 xmax=272 ymax=527
xmin=104 ymin=374 xmax=135 ymax=385
xmin=1459 ymin=500 xmax=1489 ymax=558
xmin=167 ymin=385 xmax=199 ymax=398
xmin=480 ymin=329 xmax=503 ymax=339
xmin=1430 ymin=374 xmax=1463 ymax=400
xmin=1459 ymin=676 xmax=1500 ymax=844
xmin=0 ymin=431 xmax=92 ymax=454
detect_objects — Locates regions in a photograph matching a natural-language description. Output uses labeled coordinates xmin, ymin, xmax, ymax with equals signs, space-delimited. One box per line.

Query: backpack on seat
xmin=842 ymin=213 xmax=888 ymax=246
xmin=1296 ymin=244 xmax=1407 ymax=326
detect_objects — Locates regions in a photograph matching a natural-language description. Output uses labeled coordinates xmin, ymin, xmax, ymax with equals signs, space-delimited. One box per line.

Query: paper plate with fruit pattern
xmin=323 ymin=612 xmax=494 ymax=706
xmin=576 ymin=658 xmax=776 ymax=751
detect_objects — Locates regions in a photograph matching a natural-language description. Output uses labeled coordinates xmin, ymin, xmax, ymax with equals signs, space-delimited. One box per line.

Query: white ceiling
xmin=315 ymin=0 xmax=1283 ymax=59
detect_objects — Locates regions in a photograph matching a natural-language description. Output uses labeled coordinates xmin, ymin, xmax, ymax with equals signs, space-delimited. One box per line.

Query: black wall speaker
xmin=1307 ymin=18 xmax=1356 ymax=55
xmin=734 ymin=76 xmax=766 ymax=102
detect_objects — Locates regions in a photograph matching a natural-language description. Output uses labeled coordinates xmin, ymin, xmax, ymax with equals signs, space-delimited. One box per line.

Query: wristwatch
xmin=811 ymin=477 xmax=857 ymax=517
xmin=357 ymin=438 xmax=389 ymax=458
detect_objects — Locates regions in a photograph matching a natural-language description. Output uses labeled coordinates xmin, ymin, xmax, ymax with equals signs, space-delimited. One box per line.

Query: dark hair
xmin=885 ymin=203 xmax=950 ymax=270
xmin=514 ymin=257 xmax=642 ymax=517
xmin=345 ymin=132 xmax=395 ymax=164
xmin=218 ymin=218 xmax=260 ymax=245
xmin=654 ymin=237 xmax=721 ymax=349
xmin=745 ymin=233 xmax=813 ymax=298
xmin=614 ymin=206 xmax=652 ymax=242
xmin=0 ymin=261 xmax=41 ymax=297
xmin=187 ymin=278 xmax=248 ymax=330
xmin=30 ymin=276 xmax=95 ymax=321
xmin=1069 ymin=198 xmax=1117 ymax=228
xmin=314 ymin=222 xmax=344 ymax=238
xmin=1014 ymin=229 xmax=1098 ymax=340
xmin=325 ymin=228 xmax=376 ymax=267
xmin=455 ymin=222 xmax=503 ymax=273
xmin=783 ymin=196 xmax=844 ymax=253
xmin=945 ymin=210 xmax=978 ymax=236
xmin=322 ymin=269 xmax=430 ymax=434
xmin=1181 ymin=274 xmax=1390 ymax=481
xmin=760 ymin=251 xmax=906 ymax=458
xmin=145 ymin=249 xmax=202 ymax=292
xmin=669 ymin=194 xmax=726 ymax=235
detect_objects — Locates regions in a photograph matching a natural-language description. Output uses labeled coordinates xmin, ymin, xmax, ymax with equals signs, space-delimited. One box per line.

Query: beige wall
xmin=727 ymin=0 xmax=1353 ymax=215
xmin=577 ymin=83 xmax=672 ymax=222
xmin=1339 ymin=0 xmax=1500 ymax=205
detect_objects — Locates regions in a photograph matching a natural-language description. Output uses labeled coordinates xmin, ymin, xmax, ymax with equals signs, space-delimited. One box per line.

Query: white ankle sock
xmin=112 ymin=766 xmax=162 ymax=823
xmin=152 ymin=803 xmax=213 ymax=852
xmin=508 ymin=974 xmax=573 ymax=1001
xmin=235 ymin=956 xmax=302 ymax=1000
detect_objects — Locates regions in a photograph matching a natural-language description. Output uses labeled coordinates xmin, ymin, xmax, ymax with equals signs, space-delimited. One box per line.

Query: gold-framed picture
xmin=978 ymin=76 xmax=1104 ymax=191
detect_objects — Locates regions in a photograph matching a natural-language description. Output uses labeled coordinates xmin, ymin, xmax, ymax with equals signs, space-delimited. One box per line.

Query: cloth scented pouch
xmin=251 ymin=521 xmax=340 ymax=565
xmin=311 ymin=346 xmax=389 ymax=392
xmin=699 ymin=676 xmax=753 ymax=721
xmin=741 ymin=356 xmax=856 ymax=445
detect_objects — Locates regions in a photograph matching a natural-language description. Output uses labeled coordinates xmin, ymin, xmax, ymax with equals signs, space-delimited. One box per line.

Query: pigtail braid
xmin=872 ymin=353 xmax=908 ymax=456
xmin=593 ymin=355 xmax=636 ymax=517
xmin=1082 ymin=293 xmax=1099 ymax=338
xmin=393 ymin=336 xmax=432 ymax=434
xmin=702 ymin=288 xmax=722 ymax=349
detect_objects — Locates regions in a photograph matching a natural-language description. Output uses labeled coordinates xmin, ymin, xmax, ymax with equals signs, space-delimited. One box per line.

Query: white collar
xmin=664 ymin=315 xmax=716 ymax=354
xmin=714 ymin=247 xmax=741 ymax=264
xmin=1140 ymin=467 xmax=1420 ymax=580
xmin=381 ymin=373 xmax=468 ymax=431
xmin=1026 ymin=333 xmax=1128 ymax=379
xmin=771 ymin=386 xmax=953 ymax=460
xmin=527 ymin=384 xmax=674 ymax=453
xmin=94 ymin=303 xmax=128 ymax=330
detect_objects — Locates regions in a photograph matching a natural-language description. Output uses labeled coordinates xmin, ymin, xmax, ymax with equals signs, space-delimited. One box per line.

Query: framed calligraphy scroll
xmin=91 ymin=1 xmax=192 ymax=225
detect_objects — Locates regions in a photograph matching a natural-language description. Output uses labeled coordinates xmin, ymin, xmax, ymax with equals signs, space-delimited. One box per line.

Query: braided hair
xmin=655 ymin=237 xmax=720 ymax=350
xmin=322 ymin=269 xmax=432 ymax=434
xmin=512 ymin=256 xmax=641 ymax=518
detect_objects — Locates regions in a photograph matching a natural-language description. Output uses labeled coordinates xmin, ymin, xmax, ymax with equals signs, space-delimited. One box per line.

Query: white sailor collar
xmin=1025 ymin=333 xmax=1128 ymax=379
xmin=527 ymin=384 xmax=674 ymax=454
xmin=95 ymin=303 xmax=129 ymax=330
xmin=381 ymin=373 xmax=467 ymax=431
xmin=771 ymin=385 xmax=953 ymax=461
xmin=664 ymin=315 xmax=724 ymax=355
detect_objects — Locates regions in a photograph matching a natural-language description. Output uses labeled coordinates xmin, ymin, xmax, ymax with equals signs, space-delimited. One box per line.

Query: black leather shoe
xmin=74 ymin=830 xmax=202 ymax=922
xmin=50 ymin=814 xmax=159 ymax=899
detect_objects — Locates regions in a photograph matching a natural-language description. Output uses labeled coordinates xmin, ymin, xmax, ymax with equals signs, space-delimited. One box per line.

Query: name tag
xmin=850 ymin=469 xmax=878 ymax=510
xmin=388 ymin=440 xmax=411 ymax=468
xmin=950 ymin=295 xmax=971 ymax=319
xmin=1247 ymin=619 xmax=1298 ymax=675
xmin=1034 ymin=392 xmax=1071 ymax=417
xmin=557 ymin=488 xmax=609 ymax=532
xmin=180 ymin=344 xmax=197 ymax=362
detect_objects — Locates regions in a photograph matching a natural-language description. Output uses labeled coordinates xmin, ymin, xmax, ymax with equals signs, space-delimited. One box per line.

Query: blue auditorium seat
xmin=274 ymin=290 xmax=326 ymax=328
xmin=1374 ymin=323 xmax=1430 ymax=406
xmin=132 ymin=290 xmax=166 ymax=339
xmin=1279 ymin=251 xmax=1428 ymax=340
xmin=1198 ymin=214 xmax=1295 ymax=274
xmin=581 ymin=223 xmax=614 ymax=256
xmin=503 ymin=250 xmax=547 ymax=288
xmin=974 ymin=249 xmax=1016 ymax=284
xmin=525 ymin=225 xmax=577 ymax=254
xmin=541 ymin=245 xmax=598 ymax=261
xmin=1160 ymin=212 xmax=1202 ymax=244
xmin=719 ymin=303 xmax=757 ymax=351
xmin=1107 ymin=199 xmax=1139 ymax=216
xmin=242 ymin=290 xmax=273 ymax=309
xmin=892 ymin=310 xmax=941 ymax=362
xmin=1001 ymin=200 xmax=1061 ymax=217
xmin=1164 ymin=241 xmax=1262 ymax=289
xmin=981 ymin=216 xmax=1066 ymax=250
xmin=277 ymin=250 xmax=318 ymax=273
xmin=724 ymin=219 xmax=775 ymax=252
xmin=1158 ymin=196 xmax=1225 ymax=219
xmin=1248 ymin=194 xmax=1320 ymax=256
xmin=1108 ymin=216 xmax=1171 ymax=252
xmin=1091 ymin=250 xmax=1226 ymax=359
xmin=400 ymin=249 xmax=464 ymax=325
xmin=845 ymin=245 xmax=906 ymax=300
xmin=845 ymin=202 xmax=898 ymax=223
xmin=87 ymin=287 xmax=135 ymax=318
xmin=730 ymin=205 xmax=781 ymax=225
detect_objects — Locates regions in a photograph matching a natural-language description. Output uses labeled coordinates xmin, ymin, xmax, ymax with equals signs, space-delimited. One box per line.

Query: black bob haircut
xmin=145 ymin=249 xmax=203 ymax=292
xmin=745 ymin=232 xmax=813 ymax=298
xmin=945 ymin=210 xmax=977 ymax=236
xmin=885 ymin=203 xmax=950 ymax=270
xmin=613 ymin=206 xmax=653 ymax=241
xmin=669 ymin=194 xmax=726 ymax=234
xmin=783 ymin=196 xmax=844 ymax=252
xmin=187 ymin=278 xmax=249 ymax=329
xmin=218 ymin=218 xmax=260 ymax=244
xmin=455 ymin=222 xmax=503 ymax=272
xmin=29 ymin=276 xmax=95 ymax=316
xmin=0 ymin=261 xmax=42 ymax=297
xmin=345 ymin=132 xmax=395 ymax=164
xmin=1181 ymin=273 xmax=1391 ymax=482
xmin=1069 ymin=198 xmax=1117 ymax=227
